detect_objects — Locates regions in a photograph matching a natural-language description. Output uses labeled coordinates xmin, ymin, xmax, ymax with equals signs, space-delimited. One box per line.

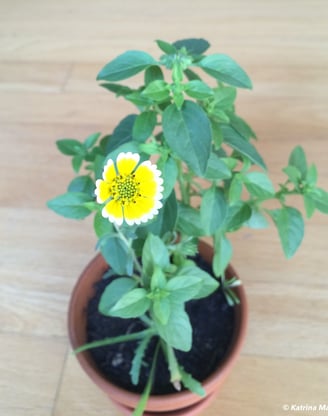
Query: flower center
xmin=112 ymin=174 xmax=139 ymax=204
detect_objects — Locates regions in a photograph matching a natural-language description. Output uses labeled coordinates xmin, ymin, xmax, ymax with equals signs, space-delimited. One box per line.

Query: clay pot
xmin=68 ymin=241 xmax=248 ymax=415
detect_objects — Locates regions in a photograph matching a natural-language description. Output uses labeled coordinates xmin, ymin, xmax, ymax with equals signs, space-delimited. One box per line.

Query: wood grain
xmin=1 ymin=0 xmax=327 ymax=414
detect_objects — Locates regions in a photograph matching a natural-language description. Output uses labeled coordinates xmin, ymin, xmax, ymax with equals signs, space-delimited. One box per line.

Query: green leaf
xmin=305 ymin=164 xmax=318 ymax=187
xmin=126 ymin=91 xmax=152 ymax=108
xmin=288 ymin=146 xmax=307 ymax=179
xmin=99 ymin=278 xmax=137 ymax=316
xmin=179 ymin=367 xmax=206 ymax=397
xmin=158 ymin=156 xmax=178 ymax=198
xmin=153 ymin=297 xmax=171 ymax=325
xmin=167 ymin=275 xmax=202 ymax=302
xmin=184 ymin=68 xmax=201 ymax=81
xmin=305 ymin=187 xmax=328 ymax=214
xmin=193 ymin=269 xmax=219 ymax=299
xmin=47 ymin=192 xmax=93 ymax=219
xmin=105 ymin=114 xmax=137 ymax=153
xmin=56 ymin=139 xmax=83 ymax=156
xmin=72 ymin=155 xmax=84 ymax=173
xmin=144 ymin=65 xmax=164 ymax=84
xmin=213 ymin=86 xmax=237 ymax=109
xmin=244 ymin=172 xmax=275 ymax=197
xmin=150 ymin=266 xmax=167 ymax=291
xmin=303 ymin=194 xmax=316 ymax=219
xmin=177 ymin=204 xmax=203 ymax=237
xmin=93 ymin=211 xmax=114 ymax=238
xmin=100 ymin=83 xmax=133 ymax=96
xmin=201 ymin=187 xmax=227 ymax=235
xmin=224 ymin=202 xmax=252 ymax=231
xmin=156 ymin=39 xmax=177 ymax=54
xmin=204 ymin=152 xmax=232 ymax=180
xmin=228 ymin=174 xmax=243 ymax=203
xmin=229 ymin=113 xmax=257 ymax=140
xmin=93 ymin=154 xmax=106 ymax=179
xmin=132 ymin=111 xmax=157 ymax=142
xmin=84 ymin=132 xmax=101 ymax=149
xmin=283 ymin=166 xmax=302 ymax=186
xmin=221 ymin=125 xmax=266 ymax=169
xmin=142 ymin=234 xmax=170 ymax=282
xmin=110 ymin=288 xmax=151 ymax=318
xmin=130 ymin=334 xmax=153 ymax=385
xmin=245 ymin=208 xmax=269 ymax=229
xmin=155 ymin=304 xmax=192 ymax=351
xmin=68 ymin=175 xmax=95 ymax=197
xmin=184 ymin=80 xmax=213 ymax=99
xmin=97 ymin=50 xmax=156 ymax=81
xmin=172 ymin=38 xmax=210 ymax=55
xmin=199 ymin=54 xmax=252 ymax=89
xmin=99 ymin=235 xmax=134 ymax=275
xmin=175 ymin=264 xmax=218 ymax=300
xmin=213 ymin=232 xmax=232 ymax=277
xmin=269 ymin=206 xmax=304 ymax=258
xmin=163 ymin=101 xmax=212 ymax=176
xmin=142 ymin=80 xmax=170 ymax=102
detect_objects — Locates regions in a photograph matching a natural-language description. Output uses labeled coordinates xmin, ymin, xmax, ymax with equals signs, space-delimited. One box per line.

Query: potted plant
xmin=47 ymin=38 xmax=328 ymax=416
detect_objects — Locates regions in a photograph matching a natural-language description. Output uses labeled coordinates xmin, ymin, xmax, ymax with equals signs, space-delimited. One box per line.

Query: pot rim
xmin=68 ymin=240 xmax=248 ymax=412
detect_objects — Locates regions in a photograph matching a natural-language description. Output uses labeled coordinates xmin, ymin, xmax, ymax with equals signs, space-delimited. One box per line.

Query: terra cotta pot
xmin=68 ymin=240 xmax=248 ymax=415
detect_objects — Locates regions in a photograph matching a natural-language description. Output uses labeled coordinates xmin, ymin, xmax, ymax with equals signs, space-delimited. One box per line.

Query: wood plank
xmin=0 ymin=333 xmax=67 ymax=416
xmin=1 ymin=0 xmax=328 ymax=414
xmin=207 ymin=355 xmax=328 ymax=416
xmin=53 ymin=352 xmax=121 ymax=416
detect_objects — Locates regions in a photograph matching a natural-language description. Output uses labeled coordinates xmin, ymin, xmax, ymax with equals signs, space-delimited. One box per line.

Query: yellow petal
xmin=102 ymin=199 xmax=123 ymax=225
xmin=103 ymin=160 xmax=116 ymax=182
xmin=139 ymin=180 xmax=157 ymax=198
xmin=95 ymin=179 xmax=110 ymax=203
xmin=126 ymin=197 xmax=155 ymax=220
xmin=116 ymin=152 xmax=140 ymax=176
xmin=134 ymin=162 xmax=156 ymax=183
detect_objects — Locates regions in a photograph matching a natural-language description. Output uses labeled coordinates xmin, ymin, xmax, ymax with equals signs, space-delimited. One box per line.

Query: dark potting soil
xmin=86 ymin=254 xmax=235 ymax=395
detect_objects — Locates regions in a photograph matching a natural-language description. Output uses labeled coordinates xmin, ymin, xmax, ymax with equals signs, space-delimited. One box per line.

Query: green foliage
xmin=98 ymin=234 xmax=134 ymax=275
xmin=132 ymin=111 xmax=157 ymax=142
xmin=222 ymin=125 xmax=266 ymax=169
xmin=269 ymin=207 xmax=304 ymax=259
xmin=198 ymin=54 xmax=252 ymax=89
xmin=244 ymin=172 xmax=275 ymax=198
xmin=47 ymin=192 xmax=94 ymax=219
xmin=213 ymin=232 xmax=232 ymax=277
xmin=99 ymin=277 xmax=137 ymax=315
xmin=48 ymin=38 xmax=328 ymax=412
xmin=97 ymin=50 xmax=156 ymax=81
xmin=172 ymin=38 xmax=210 ymax=55
xmin=179 ymin=367 xmax=206 ymax=396
xmin=201 ymin=187 xmax=227 ymax=235
xmin=68 ymin=175 xmax=95 ymax=197
xmin=130 ymin=334 xmax=153 ymax=385
xmin=163 ymin=101 xmax=212 ymax=176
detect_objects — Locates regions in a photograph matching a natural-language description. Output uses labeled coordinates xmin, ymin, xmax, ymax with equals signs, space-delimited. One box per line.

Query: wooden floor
xmin=1 ymin=1 xmax=328 ymax=415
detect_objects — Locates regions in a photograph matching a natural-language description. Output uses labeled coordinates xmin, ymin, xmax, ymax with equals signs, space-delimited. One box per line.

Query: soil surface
xmin=86 ymin=254 xmax=235 ymax=395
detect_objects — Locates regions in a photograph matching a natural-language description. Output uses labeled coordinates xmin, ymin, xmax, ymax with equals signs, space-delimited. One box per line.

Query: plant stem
xmin=113 ymin=223 xmax=143 ymax=276
xmin=74 ymin=329 xmax=155 ymax=353
xmin=132 ymin=340 xmax=161 ymax=416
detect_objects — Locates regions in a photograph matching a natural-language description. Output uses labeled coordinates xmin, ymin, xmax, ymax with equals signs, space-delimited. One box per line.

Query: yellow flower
xmin=95 ymin=152 xmax=164 ymax=226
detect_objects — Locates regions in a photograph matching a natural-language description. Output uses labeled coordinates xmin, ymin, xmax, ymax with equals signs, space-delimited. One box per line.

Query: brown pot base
xmin=112 ymin=391 xmax=217 ymax=416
